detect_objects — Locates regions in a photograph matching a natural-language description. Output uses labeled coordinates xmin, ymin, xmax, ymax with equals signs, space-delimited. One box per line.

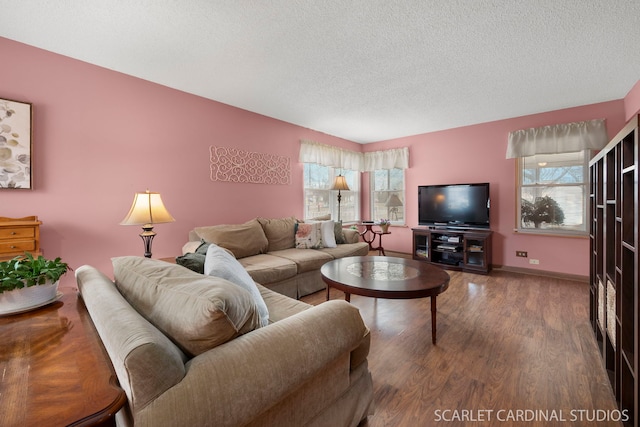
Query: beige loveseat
xmin=77 ymin=257 xmax=374 ymax=427
xmin=180 ymin=217 xmax=369 ymax=298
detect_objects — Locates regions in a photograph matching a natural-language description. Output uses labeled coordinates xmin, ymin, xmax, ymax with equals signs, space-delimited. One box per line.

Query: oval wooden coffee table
xmin=321 ymin=256 xmax=450 ymax=344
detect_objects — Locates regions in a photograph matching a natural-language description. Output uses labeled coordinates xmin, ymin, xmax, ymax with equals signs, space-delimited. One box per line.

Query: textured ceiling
xmin=1 ymin=1 xmax=639 ymax=143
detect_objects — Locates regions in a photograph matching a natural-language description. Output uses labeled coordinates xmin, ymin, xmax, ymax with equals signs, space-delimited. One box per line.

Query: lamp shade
xmin=331 ymin=175 xmax=350 ymax=191
xmin=385 ymin=194 xmax=403 ymax=207
xmin=120 ymin=190 xmax=175 ymax=226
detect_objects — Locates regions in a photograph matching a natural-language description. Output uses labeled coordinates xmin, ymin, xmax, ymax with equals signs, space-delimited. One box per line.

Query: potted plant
xmin=0 ymin=253 xmax=70 ymax=313
xmin=378 ymin=219 xmax=391 ymax=233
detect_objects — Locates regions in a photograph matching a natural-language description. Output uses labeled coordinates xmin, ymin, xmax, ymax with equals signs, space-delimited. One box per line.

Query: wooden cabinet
xmin=590 ymin=115 xmax=638 ymax=426
xmin=412 ymin=227 xmax=492 ymax=274
xmin=0 ymin=216 xmax=42 ymax=261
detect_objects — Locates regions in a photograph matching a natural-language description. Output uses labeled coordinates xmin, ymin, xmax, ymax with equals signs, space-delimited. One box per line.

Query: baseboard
xmin=378 ymin=251 xmax=588 ymax=283
xmin=491 ymin=265 xmax=588 ymax=283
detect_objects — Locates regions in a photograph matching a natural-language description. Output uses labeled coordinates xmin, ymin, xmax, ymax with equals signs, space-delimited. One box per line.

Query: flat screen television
xmin=418 ymin=183 xmax=490 ymax=229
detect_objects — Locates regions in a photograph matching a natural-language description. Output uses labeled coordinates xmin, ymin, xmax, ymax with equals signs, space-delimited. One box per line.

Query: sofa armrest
xmin=137 ymin=300 xmax=369 ymax=427
xmin=76 ymin=266 xmax=188 ymax=412
xmin=343 ymin=228 xmax=360 ymax=243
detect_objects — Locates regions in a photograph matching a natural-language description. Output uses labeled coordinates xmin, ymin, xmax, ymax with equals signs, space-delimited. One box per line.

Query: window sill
xmin=513 ymin=228 xmax=588 ymax=238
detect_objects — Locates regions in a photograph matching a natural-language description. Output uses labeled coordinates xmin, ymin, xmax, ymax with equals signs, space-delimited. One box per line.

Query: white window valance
xmin=300 ymin=140 xmax=409 ymax=171
xmin=299 ymin=140 xmax=363 ymax=171
xmin=506 ymin=119 xmax=608 ymax=159
xmin=363 ymin=147 xmax=409 ymax=171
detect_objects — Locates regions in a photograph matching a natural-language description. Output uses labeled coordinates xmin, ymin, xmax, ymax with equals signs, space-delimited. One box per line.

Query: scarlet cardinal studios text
xmin=433 ymin=409 xmax=629 ymax=423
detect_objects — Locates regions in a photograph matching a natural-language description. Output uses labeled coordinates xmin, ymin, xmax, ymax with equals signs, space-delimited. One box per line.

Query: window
xmin=517 ymin=150 xmax=589 ymax=235
xmin=303 ymin=163 xmax=360 ymax=222
xmin=370 ymin=168 xmax=404 ymax=224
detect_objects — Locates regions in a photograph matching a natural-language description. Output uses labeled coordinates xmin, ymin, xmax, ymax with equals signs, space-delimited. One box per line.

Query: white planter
xmin=0 ymin=281 xmax=59 ymax=314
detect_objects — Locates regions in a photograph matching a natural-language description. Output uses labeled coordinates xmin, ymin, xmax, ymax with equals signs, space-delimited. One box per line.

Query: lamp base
xmin=139 ymin=225 xmax=156 ymax=258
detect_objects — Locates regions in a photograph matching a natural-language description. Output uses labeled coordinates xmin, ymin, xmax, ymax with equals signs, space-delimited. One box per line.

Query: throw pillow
xmin=334 ymin=221 xmax=347 ymax=244
xmin=320 ymin=220 xmax=337 ymax=248
xmin=257 ymin=216 xmax=298 ymax=251
xmin=204 ymin=244 xmax=269 ymax=327
xmin=306 ymin=220 xmax=337 ymax=248
xmin=175 ymin=253 xmax=206 ymax=273
xmin=175 ymin=241 xmax=211 ymax=273
xmin=112 ymin=256 xmax=263 ymax=357
xmin=194 ymin=219 xmax=268 ymax=259
xmin=295 ymin=222 xmax=323 ymax=249
xmin=195 ymin=240 xmax=211 ymax=255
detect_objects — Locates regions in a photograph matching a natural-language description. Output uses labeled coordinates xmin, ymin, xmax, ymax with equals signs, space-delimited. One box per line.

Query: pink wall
xmin=365 ymin=100 xmax=627 ymax=277
xmin=0 ymin=37 xmax=360 ymax=283
xmin=625 ymin=79 xmax=640 ymax=119
xmin=1 ymin=36 xmax=635 ymax=282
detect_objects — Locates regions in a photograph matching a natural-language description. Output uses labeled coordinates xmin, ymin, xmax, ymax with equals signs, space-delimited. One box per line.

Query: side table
xmin=359 ymin=223 xmax=391 ymax=255
xmin=0 ymin=285 xmax=126 ymax=426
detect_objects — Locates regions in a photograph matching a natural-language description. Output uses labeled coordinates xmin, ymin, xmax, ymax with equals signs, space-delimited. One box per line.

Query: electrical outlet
xmin=516 ymin=251 xmax=528 ymax=257
xmin=529 ymin=259 xmax=540 ymax=265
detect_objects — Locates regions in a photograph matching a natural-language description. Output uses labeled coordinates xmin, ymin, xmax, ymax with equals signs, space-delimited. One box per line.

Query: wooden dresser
xmin=0 ymin=216 xmax=42 ymax=261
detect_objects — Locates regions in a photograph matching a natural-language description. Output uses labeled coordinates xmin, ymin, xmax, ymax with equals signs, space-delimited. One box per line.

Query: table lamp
xmin=386 ymin=194 xmax=403 ymax=220
xmin=331 ymin=175 xmax=350 ymax=222
xmin=120 ymin=190 xmax=175 ymax=258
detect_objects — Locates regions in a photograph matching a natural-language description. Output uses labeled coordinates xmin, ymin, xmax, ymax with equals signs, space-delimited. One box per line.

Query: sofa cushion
xmin=269 ymin=248 xmax=334 ymax=273
xmin=204 ymin=244 xmax=269 ymax=327
xmin=112 ymin=256 xmax=263 ymax=357
xmin=194 ymin=219 xmax=268 ymax=259
xmin=318 ymin=242 xmax=369 ymax=259
xmin=257 ymin=283 xmax=311 ymax=323
xmin=238 ymin=253 xmax=298 ymax=284
xmin=295 ymin=222 xmax=323 ymax=249
xmin=76 ymin=265 xmax=188 ymax=411
xmin=342 ymin=228 xmax=361 ymax=244
xmin=257 ymin=216 xmax=298 ymax=251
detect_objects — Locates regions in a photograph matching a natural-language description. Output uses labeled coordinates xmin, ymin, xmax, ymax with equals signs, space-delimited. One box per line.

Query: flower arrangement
xmin=378 ymin=219 xmax=390 ymax=225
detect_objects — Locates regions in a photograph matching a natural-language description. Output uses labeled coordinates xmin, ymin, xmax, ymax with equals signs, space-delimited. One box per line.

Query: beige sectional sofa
xmin=179 ymin=216 xmax=369 ymax=298
xmin=76 ymin=257 xmax=374 ymax=427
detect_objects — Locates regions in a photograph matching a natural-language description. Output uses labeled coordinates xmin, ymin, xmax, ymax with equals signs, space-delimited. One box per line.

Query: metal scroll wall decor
xmin=209 ymin=145 xmax=291 ymax=185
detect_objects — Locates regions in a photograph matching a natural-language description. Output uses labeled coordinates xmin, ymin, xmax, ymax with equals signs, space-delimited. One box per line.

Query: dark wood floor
xmin=302 ymin=256 xmax=622 ymax=427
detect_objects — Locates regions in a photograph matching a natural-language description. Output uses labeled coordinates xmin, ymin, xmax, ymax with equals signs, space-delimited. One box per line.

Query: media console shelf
xmin=412 ymin=227 xmax=492 ymax=274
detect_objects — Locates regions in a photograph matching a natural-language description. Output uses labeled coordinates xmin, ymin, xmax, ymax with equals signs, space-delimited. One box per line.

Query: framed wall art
xmin=0 ymin=98 xmax=32 ymax=189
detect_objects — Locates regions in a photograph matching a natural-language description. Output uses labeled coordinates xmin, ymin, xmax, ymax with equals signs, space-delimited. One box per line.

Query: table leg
xmin=326 ymin=285 xmax=330 ymax=301
xmin=431 ymin=295 xmax=437 ymax=344
xmin=345 ymin=292 xmax=351 ymax=303
xmin=377 ymin=234 xmax=386 ymax=256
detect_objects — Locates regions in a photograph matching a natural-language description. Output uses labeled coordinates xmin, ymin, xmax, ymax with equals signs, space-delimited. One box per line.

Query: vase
xmin=380 ymin=224 xmax=389 ymax=233
xmin=0 ymin=281 xmax=59 ymax=314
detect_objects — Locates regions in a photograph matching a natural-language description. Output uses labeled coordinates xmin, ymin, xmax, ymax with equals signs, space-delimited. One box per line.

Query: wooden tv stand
xmin=412 ymin=227 xmax=492 ymax=274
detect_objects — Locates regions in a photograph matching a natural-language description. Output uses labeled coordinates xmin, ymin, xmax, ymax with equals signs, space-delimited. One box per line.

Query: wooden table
xmin=0 ymin=285 xmax=126 ymax=426
xmin=359 ymin=223 xmax=390 ymax=255
xmin=321 ymin=256 xmax=450 ymax=344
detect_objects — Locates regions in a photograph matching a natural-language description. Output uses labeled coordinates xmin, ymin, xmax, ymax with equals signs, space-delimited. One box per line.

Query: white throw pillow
xmin=320 ymin=220 xmax=337 ymax=248
xmin=304 ymin=220 xmax=337 ymax=248
xmin=204 ymin=244 xmax=269 ymax=327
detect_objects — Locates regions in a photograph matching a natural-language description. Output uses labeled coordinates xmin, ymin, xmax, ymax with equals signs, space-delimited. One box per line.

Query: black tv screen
xmin=418 ymin=183 xmax=490 ymax=229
